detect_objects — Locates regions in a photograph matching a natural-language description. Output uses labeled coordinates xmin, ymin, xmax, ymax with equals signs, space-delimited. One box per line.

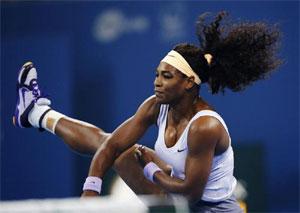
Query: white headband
xmin=161 ymin=50 xmax=201 ymax=85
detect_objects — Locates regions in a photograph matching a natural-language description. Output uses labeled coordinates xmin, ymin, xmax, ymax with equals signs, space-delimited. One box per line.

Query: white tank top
xmin=154 ymin=104 xmax=237 ymax=202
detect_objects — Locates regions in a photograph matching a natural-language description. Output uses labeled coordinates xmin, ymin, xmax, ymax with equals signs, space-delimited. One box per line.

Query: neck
xmin=168 ymin=92 xmax=199 ymax=123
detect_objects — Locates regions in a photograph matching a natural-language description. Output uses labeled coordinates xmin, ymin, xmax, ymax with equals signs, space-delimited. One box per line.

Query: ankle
xmin=28 ymin=104 xmax=65 ymax=134
xmin=28 ymin=104 xmax=51 ymax=128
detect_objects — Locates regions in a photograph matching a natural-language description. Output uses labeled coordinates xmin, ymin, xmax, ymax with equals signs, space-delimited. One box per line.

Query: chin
xmin=155 ymin=96 xmax=169 ymax=104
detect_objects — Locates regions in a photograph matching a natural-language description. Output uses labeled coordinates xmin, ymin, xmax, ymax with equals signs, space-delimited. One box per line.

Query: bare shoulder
xmin=135 ymin=95 xmax=161 ymax=124
xmin=190 ymin=116 xmax=222 ymax=133
xmin=187 ymin=116 xmax=222 ymax=153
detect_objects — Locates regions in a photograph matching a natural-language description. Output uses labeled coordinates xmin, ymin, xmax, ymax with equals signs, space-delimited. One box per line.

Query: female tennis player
xmin=13 ymin=11 xmax=281 ymax=212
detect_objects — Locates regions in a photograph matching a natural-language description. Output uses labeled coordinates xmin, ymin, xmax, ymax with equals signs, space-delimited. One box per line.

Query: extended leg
xmin=13 ymin=62 xmax=170 ymax=195
xmin=54 ymin=118 xmax=110 ymax=155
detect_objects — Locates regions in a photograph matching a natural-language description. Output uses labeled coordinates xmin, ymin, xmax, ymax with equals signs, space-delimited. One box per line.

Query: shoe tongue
xmin=25 ymin=68 xmax=37 ymax=85
xmin=36 ymin=98 xmax=51 ymax=106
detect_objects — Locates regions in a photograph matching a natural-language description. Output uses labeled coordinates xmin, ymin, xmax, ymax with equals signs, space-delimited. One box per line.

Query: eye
xmin=162 ymin=72 xmax=173 ymax=79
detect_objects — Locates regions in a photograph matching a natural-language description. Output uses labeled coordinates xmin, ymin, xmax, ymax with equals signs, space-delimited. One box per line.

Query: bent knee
xmin=113 ymin=144 xmax=139 ymax=171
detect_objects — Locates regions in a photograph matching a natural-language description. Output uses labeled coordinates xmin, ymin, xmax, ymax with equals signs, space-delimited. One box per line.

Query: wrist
xmin=143 ymin=162 xmax=162 ymax=183
xmin=82 ymin=176 xmax=102 ymax=194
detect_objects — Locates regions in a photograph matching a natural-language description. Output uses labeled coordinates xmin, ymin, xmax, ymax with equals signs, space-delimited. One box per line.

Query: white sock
xmin=28 ymin=103 xmax=65 ymax=134
xmin=28 ymin=103 xmax=51 ymax=128
xmin=28 ymin=98 xmax=96 ymax=134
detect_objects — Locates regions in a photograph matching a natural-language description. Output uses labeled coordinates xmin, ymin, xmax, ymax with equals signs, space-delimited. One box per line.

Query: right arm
xmin=82 ymin=96 xmax=160 ymax=196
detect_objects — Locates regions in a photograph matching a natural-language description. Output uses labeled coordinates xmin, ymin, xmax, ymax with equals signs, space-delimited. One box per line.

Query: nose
xmin=154 ymin=76 xmax=162 ymax=88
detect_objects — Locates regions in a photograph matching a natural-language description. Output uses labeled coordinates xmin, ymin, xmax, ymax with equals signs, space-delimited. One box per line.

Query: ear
xmin=185 ymin=76 xmax=195 ymax=90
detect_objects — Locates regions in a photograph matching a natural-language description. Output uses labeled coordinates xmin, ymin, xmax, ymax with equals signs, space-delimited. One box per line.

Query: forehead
xmin=157 ymin=62 xmax=178 ymax=73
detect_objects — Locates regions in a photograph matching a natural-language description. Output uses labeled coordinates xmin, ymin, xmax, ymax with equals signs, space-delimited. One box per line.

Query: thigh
xmin=113 ymin=144 xmax=169 ymax=195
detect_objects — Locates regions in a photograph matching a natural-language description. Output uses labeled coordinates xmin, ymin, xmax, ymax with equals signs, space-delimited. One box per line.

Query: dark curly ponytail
xmin=174 ymin=11 xmax=282 ymax=94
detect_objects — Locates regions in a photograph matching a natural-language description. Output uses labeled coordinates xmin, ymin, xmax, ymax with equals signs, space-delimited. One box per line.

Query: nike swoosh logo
xmin=177 ymin=148 xmax=187 ymax=152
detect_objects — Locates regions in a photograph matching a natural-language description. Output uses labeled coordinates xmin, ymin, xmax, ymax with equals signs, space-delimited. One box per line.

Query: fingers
xmin=134 ymin=149 xmax=142 ymax=158
xmin=134 ymin=145 xmax=144 ymax=159
xmin=134 ymin=145 xmax=147 ymax=161
xmin=138 ymin=145 xmax=146 ymax=152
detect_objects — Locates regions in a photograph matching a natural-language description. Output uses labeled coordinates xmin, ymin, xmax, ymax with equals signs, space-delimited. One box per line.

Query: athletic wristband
xmin=82 ymin=176 xmax=102 ymax=194
xmin=143 ymin=162 xmax=162 ymax=183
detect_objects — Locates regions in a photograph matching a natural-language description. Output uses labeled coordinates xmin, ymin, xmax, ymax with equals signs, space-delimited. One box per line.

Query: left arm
xmin=137 ymin=117 xmax=221 ymax=202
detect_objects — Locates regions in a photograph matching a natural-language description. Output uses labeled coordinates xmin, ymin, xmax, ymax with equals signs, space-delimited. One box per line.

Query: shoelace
xmin=30 ymin=79 xmax=51 ymax=104
xmin=31 ymin=79 xmax=40 ymax=97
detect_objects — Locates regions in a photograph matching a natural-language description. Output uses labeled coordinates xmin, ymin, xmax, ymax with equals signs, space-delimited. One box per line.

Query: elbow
xmin=186 ymin=192 xmax=202 ymax=204
xmin=95 ymin=136 xmax=120 ymax=160
xmin=183 ymin=185 xmax=204 ymax=204
xmin=169 ymin=184 xmax=201 ymax=203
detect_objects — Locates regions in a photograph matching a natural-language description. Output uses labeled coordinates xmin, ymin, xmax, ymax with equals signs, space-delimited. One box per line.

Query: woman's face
xmin=154 ymin=62 xmax=188 ymax=104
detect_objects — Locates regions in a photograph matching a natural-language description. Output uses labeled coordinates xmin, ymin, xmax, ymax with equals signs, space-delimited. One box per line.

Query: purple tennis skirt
xmin=189 ymin=195 xmax=243 ymax=213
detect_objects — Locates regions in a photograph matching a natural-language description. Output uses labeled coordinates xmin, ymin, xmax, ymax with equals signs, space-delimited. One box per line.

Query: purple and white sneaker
xmin=13 ymin=62 xmax=50 ymax=128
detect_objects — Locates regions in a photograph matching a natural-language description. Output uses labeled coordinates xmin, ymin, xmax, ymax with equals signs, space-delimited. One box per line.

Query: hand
xmin=81 ymin=190 xmax=99 ymax=197
xmin=134 ymin=145 xmax=153 ymax=167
